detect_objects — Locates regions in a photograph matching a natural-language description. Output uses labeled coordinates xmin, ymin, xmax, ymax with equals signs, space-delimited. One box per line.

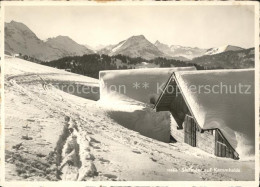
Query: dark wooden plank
xmin=188 ymin=120 xmax=191 ymax=145
xmin=218 ymin=143 xmax=222 ymax=157
xmin=185 ymin=117 xmax=190 ymax=145
xmin=216 ymin=132 xmax=219 ymax=156
xmin=226 ymin=147 xmax=230 ymax=158
xmin=192 ymin=120 xmax=196 ymax=147
xmin=184 ymin=120 xmax=188 ymax=144
xmin=184 ymin=115 xmax=197 ymax=147
xmin=222 ymin=144 xmax=226 ymax=157
xmin=216 ymin=130 xmax=232 ymax=158
xmin=158 ymin=100 xmax=172 ymax=104
xmin=191 ymin=120 xmax=194 ymax=146
xmin=156 ymin=106 xmax=171 ymax=112
xmin=219 ymin=143 xmax=222 ymax=157
xmin=215 ymin=130 xmax=218 ymax=156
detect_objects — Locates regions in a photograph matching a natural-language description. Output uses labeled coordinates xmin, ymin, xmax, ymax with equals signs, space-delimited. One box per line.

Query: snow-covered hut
xmin=154 ymin=69 xmax=255 ymax=160
xmin=98 ymin=67 xmax=197 ymax=143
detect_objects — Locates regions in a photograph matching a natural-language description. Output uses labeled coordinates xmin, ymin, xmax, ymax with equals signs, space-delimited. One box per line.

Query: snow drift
xmin=98 ymin=91 xmax=171 ymax=142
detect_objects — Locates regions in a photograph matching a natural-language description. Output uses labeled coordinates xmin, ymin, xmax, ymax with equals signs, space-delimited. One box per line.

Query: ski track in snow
xmin=4 ymin=57 xmax=255 ymax=181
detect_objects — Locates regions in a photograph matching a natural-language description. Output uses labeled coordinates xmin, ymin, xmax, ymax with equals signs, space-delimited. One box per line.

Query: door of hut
xmin=184 ymin=116 xmax=196 ymax=147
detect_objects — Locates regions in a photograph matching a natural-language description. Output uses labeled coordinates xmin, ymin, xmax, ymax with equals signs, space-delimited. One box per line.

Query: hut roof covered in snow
xmin=154 ymin=69 xmax=255 ymax=157
xmin=99 ymin=67 xmax=196 ymax=104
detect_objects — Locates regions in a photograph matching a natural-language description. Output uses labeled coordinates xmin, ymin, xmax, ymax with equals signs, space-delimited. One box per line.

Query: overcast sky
xmin=5 ymin=5 xmax=255 ymax=49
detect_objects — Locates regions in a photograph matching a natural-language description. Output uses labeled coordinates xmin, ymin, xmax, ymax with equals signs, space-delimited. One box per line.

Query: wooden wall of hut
xmin=215 ymin=130 xmax=239 ymax=160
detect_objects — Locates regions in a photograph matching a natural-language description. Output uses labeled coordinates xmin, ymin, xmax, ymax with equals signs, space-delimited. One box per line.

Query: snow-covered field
xmin=4 ymin=57 xmax=255 ymax=181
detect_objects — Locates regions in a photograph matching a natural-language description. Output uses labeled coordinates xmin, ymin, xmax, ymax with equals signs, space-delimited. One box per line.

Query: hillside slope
xmin=4 ymin=57 xmax=254 ymax=181
xmin=46 ymin=36 xmax=93 ymax=57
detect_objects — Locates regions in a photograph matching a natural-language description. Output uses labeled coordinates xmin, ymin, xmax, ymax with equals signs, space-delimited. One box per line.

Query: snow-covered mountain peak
xmin=205 ymin=45 xmax=244 ymax=55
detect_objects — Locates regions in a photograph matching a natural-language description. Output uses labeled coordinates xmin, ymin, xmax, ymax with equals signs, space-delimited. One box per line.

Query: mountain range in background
xmin=154 ymin=40 xmax=208 ymax=60
xmin=4 ymin=20 xmax=254 ymax=69
xmin=5 ymin=21 xmax=94 ymax=61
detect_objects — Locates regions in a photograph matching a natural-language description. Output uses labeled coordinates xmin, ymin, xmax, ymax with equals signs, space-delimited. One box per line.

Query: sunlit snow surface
xmin=175 ymin=69 xmax=255 ymax=159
